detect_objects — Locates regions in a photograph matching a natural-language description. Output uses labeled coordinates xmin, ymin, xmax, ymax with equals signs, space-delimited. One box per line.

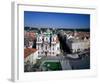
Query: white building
xmin=24 ymin=48 xmax=38 ymax=64
xmin=36 ymin=29 xmax=60 ymax=57
xmin=69 ymin=39 xmax=90 ymax=53
xmin=66 ymin=30 xmax=90 ymax=53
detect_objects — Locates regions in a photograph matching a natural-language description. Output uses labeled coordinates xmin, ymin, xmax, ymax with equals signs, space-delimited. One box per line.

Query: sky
xmin=24 ymin=11 xmax=90 ymax=29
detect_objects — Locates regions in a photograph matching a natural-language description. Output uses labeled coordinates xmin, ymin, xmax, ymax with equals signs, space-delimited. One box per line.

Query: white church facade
xmin=36 ymin=29 xmax=60 ymax=57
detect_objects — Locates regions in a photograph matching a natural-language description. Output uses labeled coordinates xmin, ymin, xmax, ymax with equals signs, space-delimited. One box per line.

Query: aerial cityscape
xmin=24 ymin=11 xmax=90 ymax=72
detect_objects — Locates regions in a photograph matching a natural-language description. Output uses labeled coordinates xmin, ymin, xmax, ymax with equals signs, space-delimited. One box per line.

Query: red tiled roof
xmin=24 ymin=48 xmax=37 ymax=58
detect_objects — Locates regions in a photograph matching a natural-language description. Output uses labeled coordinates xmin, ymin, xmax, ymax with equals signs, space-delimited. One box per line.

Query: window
xmin=38 ymin=52 xmax=40 ymax=54
xmin=38 ymin=45 xmax=39 ymax=49
xmin=42 ymin=52 xmax=44 ymax=54
xmin=57 ymin=47 xmax=59 ymax=50
xmin=46 ymin=37 xmax=48 ymax=41
xmin=46 ymin=45 xmax=47 ymax=50
xmin=53 ymin=47 xmax=54 ymax=50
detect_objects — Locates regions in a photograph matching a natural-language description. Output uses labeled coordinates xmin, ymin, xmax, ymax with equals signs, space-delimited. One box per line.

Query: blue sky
xmin=24 ymin=11 xmax=90 ymax=29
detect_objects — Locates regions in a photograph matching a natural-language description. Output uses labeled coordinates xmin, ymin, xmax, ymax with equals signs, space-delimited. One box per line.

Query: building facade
xmin=69 ymin=40 xmax=90 ymax=53
xmin=36 ymin=29 xmax=60 ymax=57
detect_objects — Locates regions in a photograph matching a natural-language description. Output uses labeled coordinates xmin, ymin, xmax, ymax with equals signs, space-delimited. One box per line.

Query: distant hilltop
xmin=24 ymin=26 xmax=90 ymax=32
